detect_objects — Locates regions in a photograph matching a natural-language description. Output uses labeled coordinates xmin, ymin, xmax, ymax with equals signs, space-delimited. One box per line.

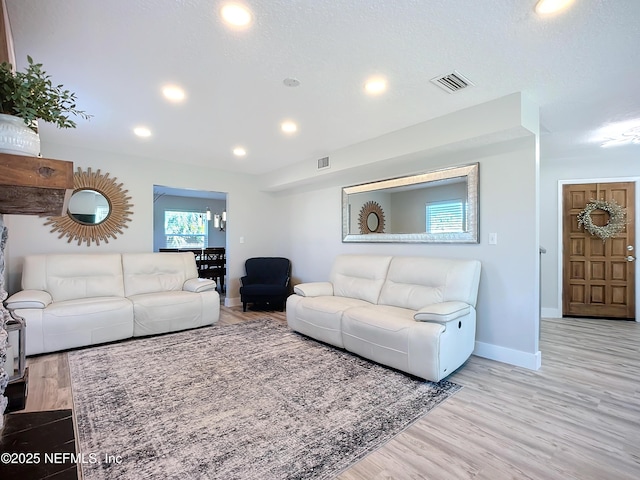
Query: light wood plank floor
xmin=18 ymin=307 xmax=640 ymax=480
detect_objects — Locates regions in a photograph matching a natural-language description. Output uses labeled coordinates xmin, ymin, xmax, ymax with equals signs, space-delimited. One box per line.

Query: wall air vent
xmin=430 ymin=70 xmax=474 ymax=93
xmin=317 ymin=156 xmax=330 ymax=170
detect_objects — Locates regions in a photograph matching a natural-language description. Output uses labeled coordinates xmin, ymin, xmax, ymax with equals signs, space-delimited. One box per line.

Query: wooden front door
xmin=563 ymin=182 xmax=636 ymax=319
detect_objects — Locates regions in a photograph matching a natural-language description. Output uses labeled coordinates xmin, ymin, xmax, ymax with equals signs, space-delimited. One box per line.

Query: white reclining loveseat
xmin=5 ymin=252 xmax=219 ymax=355
xmin=286 ymin=255 xmax=481 ymax=382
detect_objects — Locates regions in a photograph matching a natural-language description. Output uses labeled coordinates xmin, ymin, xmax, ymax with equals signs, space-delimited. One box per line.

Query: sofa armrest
xmin=184 ymin=278 xmax=217 ymax=293
xmin=5 ymin=290 xmax=53 ymax=310
xmin=293 ymin=282 xmax=334 ymax=297
xmin=414 ymin=301 xmax=470 ymax=323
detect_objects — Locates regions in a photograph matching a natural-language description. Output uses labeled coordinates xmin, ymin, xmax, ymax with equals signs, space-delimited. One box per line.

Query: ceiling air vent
xmin=430 ymin=70 xmax=474 ymax=93
xmin=317 ymin=156 xmax=330 ymax=170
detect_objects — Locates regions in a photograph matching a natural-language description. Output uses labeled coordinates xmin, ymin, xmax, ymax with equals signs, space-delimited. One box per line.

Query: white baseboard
xmin=541 ymin=307 xmax=562 ymax=318
xmin=225 ymin=296 xmax=241 ymax=308
xmin=473 ymin=341 xmax=542 ymax=370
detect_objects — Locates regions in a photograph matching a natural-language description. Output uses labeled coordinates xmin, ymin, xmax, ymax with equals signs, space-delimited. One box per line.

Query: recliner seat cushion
xmin=130 ymin=290 xmax=217 ymax=337
xmin=40 ymin=297 xmax=133 ymax=353
xmin=341 ymin=304 xmax=444 ymax=381
xmin=290 ymin=295 xmax=371 ymax=348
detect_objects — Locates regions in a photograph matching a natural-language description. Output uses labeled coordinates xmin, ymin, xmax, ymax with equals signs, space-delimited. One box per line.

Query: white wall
xmin=539 ymin=145 xmax=639 ymax=318
xmin=272 ymin=94 xmax=542 ymax=370
xmin=4 ymin=143 xmax=281 ymax=304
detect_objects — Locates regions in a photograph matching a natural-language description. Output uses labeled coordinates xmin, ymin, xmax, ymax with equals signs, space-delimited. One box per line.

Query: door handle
xmin=627 ymin=256 xmax=636 ymax=262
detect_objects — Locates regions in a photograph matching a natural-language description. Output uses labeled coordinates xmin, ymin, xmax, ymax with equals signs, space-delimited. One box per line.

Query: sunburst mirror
xmin=358 ymin=201 xmax=386 ymax=234
xmin=45 ymin=167 xmax=133 ymax=246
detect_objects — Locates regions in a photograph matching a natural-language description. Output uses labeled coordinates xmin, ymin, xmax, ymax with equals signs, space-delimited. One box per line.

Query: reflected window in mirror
xmin=426 ymin=199 xmax=466 ymax=234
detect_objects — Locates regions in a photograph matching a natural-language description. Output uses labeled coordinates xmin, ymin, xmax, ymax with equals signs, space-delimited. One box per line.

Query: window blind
xmin=426 ymin=200 xmax=466 ymax=233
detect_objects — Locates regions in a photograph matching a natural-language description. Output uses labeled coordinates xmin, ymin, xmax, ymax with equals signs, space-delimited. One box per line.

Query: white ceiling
xmin=5 ymin=0 xmax=640 ymax=175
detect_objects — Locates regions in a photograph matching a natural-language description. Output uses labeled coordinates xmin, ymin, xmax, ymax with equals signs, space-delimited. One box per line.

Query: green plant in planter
xmin=0 ymin=55 xmax=92 ymax=130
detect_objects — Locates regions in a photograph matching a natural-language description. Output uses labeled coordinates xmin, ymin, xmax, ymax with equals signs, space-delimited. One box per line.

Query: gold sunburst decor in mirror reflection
xmin=45 ymin=167 xmax=133 ymax=246
xmin=358 ymin=201 xmax=385 ymax=234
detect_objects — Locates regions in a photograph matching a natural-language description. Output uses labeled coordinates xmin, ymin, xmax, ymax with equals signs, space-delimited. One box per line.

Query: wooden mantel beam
xmin=0 ymin=2 xmax=75 ymax=217
xmin=0 ymin=0 xmax=16 ymax=66
xmin=0 ymin=154 xmax=74 ymax=216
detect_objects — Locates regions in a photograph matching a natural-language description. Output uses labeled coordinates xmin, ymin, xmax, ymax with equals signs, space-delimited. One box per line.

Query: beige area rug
xmin=69 ymin=319 xmax=461 ymax=480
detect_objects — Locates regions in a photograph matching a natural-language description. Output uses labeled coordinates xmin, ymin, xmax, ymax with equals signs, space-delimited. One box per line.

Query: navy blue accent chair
xmin=240 ymin=257 xmax=291 ymax=312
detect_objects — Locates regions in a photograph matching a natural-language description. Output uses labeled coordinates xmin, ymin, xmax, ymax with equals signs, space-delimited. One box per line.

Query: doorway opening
xmin=153 ymin=185 xmax=227 ymax=299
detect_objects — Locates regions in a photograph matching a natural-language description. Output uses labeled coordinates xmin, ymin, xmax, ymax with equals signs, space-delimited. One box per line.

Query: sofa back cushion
xmin=330 ymin=255 xmax=393 ymax=304
xmin=122 ymin=252 xmax=198 ymax=297
xmin=22 ymin=254 xmax=125 ymax=302
xmin=379 ymin=256 xmax=481 ymax=310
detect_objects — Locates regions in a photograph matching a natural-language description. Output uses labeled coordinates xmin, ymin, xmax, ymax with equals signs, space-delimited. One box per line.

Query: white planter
xmin=0 ymin=113 xmax=40 ymax=157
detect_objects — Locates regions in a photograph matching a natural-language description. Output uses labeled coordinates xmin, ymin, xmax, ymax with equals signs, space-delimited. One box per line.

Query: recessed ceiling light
xmin=162 ymin=85 xmax=186 ymax=103
xmin=133 ymin=126 xmax=151 ymax=137
xmin=281 ymin=121 xmax=298 ymax=134
xmin=364 ymin=77 xmax=387 ymax=95
xmin=534 ymin=0 xmax=575 ymax=15
xmin=233 ymin=147 xmax=247 ymax=156
xmin=220 ymin=4 xmax=252 ymax=27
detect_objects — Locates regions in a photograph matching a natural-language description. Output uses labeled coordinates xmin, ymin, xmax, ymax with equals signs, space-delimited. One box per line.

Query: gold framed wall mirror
xmin=45 ymin=167 xmax=133 ymax=246
xmin=342 ymin=163 xmax=479 ymax=243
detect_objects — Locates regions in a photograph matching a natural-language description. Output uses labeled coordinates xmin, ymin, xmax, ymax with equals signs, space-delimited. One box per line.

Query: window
xmin=426 ymin=200 xmax=466 ymax=233
xmin=95 ymin=205 xmax=109 ymax=223
xmin=164 ymin=210 xmax=208 ymax=248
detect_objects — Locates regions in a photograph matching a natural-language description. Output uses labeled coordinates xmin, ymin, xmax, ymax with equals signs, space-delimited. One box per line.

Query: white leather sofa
xmin=4 ymin=253 xmax=219 ymax=355
xmin=286 ymin=255 xmax=481 ymax=382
